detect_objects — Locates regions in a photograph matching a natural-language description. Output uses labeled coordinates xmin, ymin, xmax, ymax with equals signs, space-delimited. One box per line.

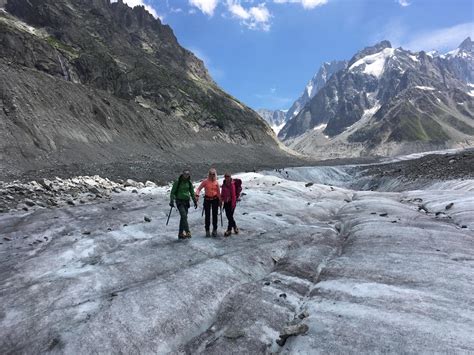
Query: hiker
xmin=195 ymin=168 xmax=221 ymax=237
xmin=169 ymin=170 xmax=197 ymax=239
xmin=220 ymin=172 xmax=242 ymax=237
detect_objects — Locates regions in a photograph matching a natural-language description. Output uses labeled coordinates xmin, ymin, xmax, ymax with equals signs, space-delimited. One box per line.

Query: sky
xmin=118 ymin=0 xmax=473 ymax=110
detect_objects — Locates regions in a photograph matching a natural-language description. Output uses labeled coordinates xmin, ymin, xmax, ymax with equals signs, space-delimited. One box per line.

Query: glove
xmin=169 ymin=201 xmax=175 ymax=208
xmin=193 ymin=199 xmax=198 ymax=209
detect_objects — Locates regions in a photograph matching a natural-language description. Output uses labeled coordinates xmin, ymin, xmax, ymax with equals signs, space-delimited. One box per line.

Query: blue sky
xmin=118 ymin=0 xmax=473 ymax=110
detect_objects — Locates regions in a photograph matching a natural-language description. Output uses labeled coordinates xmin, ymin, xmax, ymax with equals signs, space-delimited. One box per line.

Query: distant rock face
xmin=0 ymin=0 xmax=287 ymax=181
xmin=442 ymin=37 xmax=473 ymax=84
xmin=279 ymin=39 xmax=474 ymax=158
xmin=285 ymin=60 xmax=347 ymax=121
xmin=256 ymin=109 xmax=287 ymax=134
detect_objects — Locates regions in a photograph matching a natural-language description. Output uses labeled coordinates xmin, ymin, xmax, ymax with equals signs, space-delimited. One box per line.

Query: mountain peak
xmin=459 ymin=37 xmax=472 ymax=52
xmin=349 ymin=40 xmax=392 ymax=67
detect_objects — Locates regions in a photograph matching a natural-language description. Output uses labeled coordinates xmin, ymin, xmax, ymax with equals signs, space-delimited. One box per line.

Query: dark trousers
xmin=176 ymin=200 xmax=190 ymax=234
xmin=204 ymin=198 xmax=219 ymax=231
xmin=224 ymin=202 xmax=236 ymax=230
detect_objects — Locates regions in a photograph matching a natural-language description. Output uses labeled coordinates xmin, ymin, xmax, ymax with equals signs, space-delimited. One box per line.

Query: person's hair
xmin=208 ymin=168 xmax=217 ymax=175
xmin=180 ymin=170 xmax=190 ymax=180
xmin=224 ymin=172 xmax=231 ymax=178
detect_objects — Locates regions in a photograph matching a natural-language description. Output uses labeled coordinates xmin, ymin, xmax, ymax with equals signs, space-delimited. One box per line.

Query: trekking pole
xmin=220 ymin=206 xmax=223 ymax=227
xmin=166 ymin=206 xmax=173 ymax=226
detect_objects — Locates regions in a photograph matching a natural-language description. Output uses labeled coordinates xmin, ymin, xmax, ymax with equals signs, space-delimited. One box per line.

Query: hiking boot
xmin=224 ymin=230 xmax=231 ymax=237
xmin=205 ymin=230 xmax=211 ymax=238
xmin=233 ymin=227 xmax=239 ymax=234
xmin=178 ymin=233 xmax=186 ymax=240
xmin=212 ymin=229 xmax=218 ymax=238
xmin=185 ymin=231 xmax=192 ymax=239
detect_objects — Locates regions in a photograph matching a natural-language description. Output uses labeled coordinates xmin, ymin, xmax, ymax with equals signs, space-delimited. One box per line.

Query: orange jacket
xmin=196 ymin=179 xmax=221 ymax=200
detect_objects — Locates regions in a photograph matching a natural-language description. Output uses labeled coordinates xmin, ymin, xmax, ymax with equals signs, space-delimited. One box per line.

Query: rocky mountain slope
xmin=0 ymin=0 xmax=291 ymax=182
xmin=279 ymin=39 xmax=474 ymax=159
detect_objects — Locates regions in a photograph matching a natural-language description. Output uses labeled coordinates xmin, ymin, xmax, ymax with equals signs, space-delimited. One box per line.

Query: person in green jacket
xmin=169 ymin=170 xmax=198 ymax=239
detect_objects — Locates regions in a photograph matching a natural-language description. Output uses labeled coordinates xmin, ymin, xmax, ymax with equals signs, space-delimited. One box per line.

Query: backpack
xmin=233 ymin=178 xmax=242 ymax=200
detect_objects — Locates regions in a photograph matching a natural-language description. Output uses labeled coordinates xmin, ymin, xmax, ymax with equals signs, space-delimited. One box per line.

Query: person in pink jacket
xmin=195 ymin=168 xmax=221 ymax=237
xmin=221 ymin=172 xmax=239 ymax=237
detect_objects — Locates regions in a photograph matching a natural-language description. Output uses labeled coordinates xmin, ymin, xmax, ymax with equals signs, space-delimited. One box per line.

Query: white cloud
xmin=227 ymin=1 xmax=271 ymax=31
xmin=187 ymin=0 xmax=328 ymax=31
xmin=402 ymin=22 xmax=474 ymax=52
xmin=111 ymin=0 xmax=160 ymax=19
xmin=273 ymin=0 xmax=328 ymax=9
xmin=397 ymin=0 xmax=411 ymax=6
xmin=374 ymin=20 xmax=473 ymax=53
xmin=189 ymin=0 xmax=219 ymax=16
xmin=228 ymin=2 xmax=251 ymax=19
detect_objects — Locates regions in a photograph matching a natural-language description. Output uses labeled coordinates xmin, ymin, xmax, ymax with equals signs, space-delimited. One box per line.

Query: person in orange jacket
xmin=195 ymin=168 xmax=221 ymax=237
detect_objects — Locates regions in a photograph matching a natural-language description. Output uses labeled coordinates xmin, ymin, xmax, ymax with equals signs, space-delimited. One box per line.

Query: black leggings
xmin=224 ymin=202 xmax=236 ymax=230
xmin=204 ymin=198 xmax=219 ymax=230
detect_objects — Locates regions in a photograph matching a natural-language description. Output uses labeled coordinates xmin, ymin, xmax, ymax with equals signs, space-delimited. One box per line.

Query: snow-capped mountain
xmin=441 ymin=37 xmax=473 ymax=84
xmin=256 ymin=60 xmax=346 ymax=136
xmin=256 ymin=109 xmax=288 ymax=134
xmin=285 ymin=60 xmax=347 ymax=120
xmin=278 ymin=39 xmax=474 ymax=158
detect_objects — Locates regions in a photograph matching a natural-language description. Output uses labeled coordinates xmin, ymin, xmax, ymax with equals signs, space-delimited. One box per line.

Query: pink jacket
xmin=221 ymin=180 xmax=236 ymax=209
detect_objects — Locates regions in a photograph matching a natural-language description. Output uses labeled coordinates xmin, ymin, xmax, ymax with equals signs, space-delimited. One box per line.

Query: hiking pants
xmin=204 ymin=198 xmax=219 ymax=231
xmin=224 ymin=202 xmax=236 ymax=231
xmin=176 ymin=200 xmax=190 ymax=234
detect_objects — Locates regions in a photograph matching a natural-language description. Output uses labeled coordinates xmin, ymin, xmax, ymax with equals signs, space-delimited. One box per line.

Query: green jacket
xmin=170 ymin=176 xmax=196 ymax=202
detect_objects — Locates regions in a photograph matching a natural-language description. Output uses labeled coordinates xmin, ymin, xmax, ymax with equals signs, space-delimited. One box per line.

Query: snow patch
xmin=336 ymin=102 xmax=380 ymax=138
xmin=272 ymin=122 xmax=286 ymax=135
xmin=415 ymin=86 xmax=436 ymax=91
xmin=444 ymin=48 xmax=459 ymax=57
xmin=349 ymin=48 xmax=395 ymax=78
xmin=306 ymin=82 xmax=314 ymax=98
xmin=313 ymin=124 xmax=327 ymax=131
xmin=467 ymin=83 xmax=474 ymax=97
xmin=362 ymin=103 xmax=381 ymax=119
xmin=408 ymin=54 xmax=419 ymax=62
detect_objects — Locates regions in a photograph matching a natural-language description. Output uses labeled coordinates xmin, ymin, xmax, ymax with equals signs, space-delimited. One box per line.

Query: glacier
xmin=0 ymin=162 xmax=473 ymax=353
